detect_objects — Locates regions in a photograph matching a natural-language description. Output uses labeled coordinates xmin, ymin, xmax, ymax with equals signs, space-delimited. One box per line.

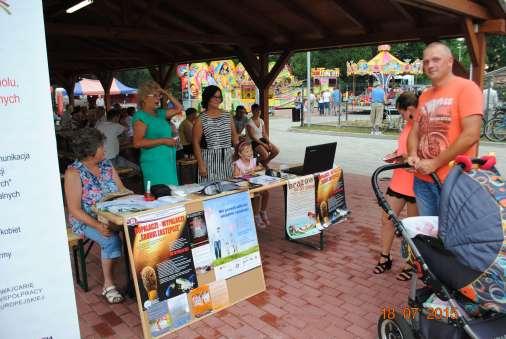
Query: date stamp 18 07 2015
xmin=381 ymin=305 xmax=458 ymax=321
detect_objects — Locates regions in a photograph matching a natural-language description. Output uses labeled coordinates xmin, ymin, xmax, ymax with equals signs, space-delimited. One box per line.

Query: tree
xmin=486 ymin=35 xmax=506 ymax=71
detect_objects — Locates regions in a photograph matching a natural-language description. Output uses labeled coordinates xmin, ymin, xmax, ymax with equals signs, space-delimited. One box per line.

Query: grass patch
xmin=293 ymin=124 xmax=401 ymax=136
xmin=212 ymin=245 xmax=260 ymax=266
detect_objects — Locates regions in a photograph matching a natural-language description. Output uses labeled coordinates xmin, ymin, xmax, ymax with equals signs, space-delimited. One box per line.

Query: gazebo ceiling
xmin=43 ymin=0 xmax=506 ymax=75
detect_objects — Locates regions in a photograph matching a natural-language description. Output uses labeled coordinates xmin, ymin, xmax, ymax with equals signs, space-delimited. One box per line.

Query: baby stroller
xmin=372 ymin=156 xmax=506 ymax=339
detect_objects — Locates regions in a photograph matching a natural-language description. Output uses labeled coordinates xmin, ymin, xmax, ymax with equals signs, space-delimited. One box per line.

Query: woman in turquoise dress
xmin=132 ymin=81 xmax=183 ymax=188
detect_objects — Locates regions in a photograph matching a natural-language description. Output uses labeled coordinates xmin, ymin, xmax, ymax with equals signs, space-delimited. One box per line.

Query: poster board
xmin=0 ymin=2 xmax=80 ymax=338
xmin=286 ymin=167 xmax=349 ymax=239
xmin=123 ymin=191 xmax=265 ymax=338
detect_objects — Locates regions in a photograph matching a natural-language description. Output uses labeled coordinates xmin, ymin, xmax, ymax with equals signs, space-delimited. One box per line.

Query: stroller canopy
xmin=438 ymin=165 xmax=506 ymax=312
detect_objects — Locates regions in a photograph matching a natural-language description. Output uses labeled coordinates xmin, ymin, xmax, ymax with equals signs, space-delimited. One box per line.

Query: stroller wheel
xmin=378 ymin=312 xmax=417 ymax=339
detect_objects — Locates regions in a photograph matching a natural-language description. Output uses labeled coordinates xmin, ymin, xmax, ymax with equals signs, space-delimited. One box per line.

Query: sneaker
xmin=254 ymin=214 xmax=266 ymax=229
xmin=260 ymin=210 xmax=271 ymax=226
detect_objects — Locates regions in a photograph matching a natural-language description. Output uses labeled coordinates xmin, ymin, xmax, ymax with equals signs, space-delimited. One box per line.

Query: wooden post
xmin=97 ymin=71 xmax=114 ymax=111
xmin=471 ymin=33 xmax=486 ymax=88
xmin=149 ymin=64 xmax=175 ymax=108
xmin=54 ymin=71 xmax=77 ymax=109
xmin=259 ymin=53 xmax=270 ymax=133
xmin=463 ymin=18 xmax=486 ymax=88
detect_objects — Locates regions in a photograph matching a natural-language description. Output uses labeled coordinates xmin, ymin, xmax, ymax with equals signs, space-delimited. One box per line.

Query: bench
xmin=67 ymin=228 xmax=94 ymax=292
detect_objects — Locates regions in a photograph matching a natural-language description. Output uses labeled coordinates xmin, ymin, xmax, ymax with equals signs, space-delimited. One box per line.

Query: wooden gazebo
xmin=43 ymin=0 xmax=506 ymax=131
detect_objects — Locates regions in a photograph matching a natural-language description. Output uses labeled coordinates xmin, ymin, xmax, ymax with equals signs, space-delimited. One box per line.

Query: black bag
xmin=151 ymin=184 xmax=172 ymax=198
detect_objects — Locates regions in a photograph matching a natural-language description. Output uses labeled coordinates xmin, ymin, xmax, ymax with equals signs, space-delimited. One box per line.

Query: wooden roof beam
xmin=45 ymin=23 xmax=260 ymax=46
xmin=235 ymin=47 xmax=261 ymax=86
xmin=479 ymin=19 xmax=506 ymax=34
xmin=331 ymin=0 xmax=370 ymax=33
xmin=135 ymin=0 xmax=159 ymax=27
xmin=276 ymin=0 xmax=333 ymax=37
xmin=463 ymin=18 xmax=480 ymax=66
xmin=262 ymin=50 xmax=293 ymax=89
xmin=395 ymin=0 xmax=491 ymax=20
xmin=386 ymin=0 xmax=423 ymax=27
xmin=393 ymin=0 xmax=459 ymax=18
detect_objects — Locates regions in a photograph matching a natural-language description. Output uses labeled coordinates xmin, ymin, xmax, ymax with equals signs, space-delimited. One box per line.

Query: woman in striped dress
xmin=193 ymin=85 xmax=239 ymax=183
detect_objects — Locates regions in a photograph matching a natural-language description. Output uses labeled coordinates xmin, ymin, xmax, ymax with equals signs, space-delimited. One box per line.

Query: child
xmin=233 ymin=141 xmax=270 ymax=228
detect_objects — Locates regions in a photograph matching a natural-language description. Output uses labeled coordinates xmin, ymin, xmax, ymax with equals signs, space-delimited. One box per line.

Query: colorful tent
xmin=73 ymin=78 xmax=137 ymax=96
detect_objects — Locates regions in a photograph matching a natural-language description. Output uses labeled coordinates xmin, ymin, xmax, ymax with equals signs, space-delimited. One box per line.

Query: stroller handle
xmin=371 ymin=163 xmax=441 ymax=216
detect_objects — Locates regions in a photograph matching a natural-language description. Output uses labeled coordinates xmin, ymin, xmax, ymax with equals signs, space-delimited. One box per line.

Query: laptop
xmin=284 ymin=142 xmax=337 ymax=176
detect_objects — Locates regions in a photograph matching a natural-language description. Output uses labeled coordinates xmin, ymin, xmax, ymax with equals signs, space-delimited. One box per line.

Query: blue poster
xmin=203 ymin=191 xmax=261 ymax=280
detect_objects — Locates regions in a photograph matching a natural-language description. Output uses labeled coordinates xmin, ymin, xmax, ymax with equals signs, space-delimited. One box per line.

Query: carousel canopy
xmin=347 ymin=45 xmax=422 ymax=76
xmin=72 ymin=78 xmax=137 ymax=96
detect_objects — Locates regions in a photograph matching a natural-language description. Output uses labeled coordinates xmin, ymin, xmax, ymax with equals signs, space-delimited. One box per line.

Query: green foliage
xmin=486 ymin=35 xmax=506 ymax=71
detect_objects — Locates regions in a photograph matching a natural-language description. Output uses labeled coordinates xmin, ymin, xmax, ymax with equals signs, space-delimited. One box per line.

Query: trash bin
xmin=292 ymin=108 xmax=301 ymax=122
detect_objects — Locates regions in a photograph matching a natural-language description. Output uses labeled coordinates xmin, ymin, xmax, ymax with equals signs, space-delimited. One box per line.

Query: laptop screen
xmin=302 ymin=142 xmax=337 ymax=175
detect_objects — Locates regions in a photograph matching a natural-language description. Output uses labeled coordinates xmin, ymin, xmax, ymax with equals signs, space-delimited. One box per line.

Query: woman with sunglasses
xmin=132 ymin=81 xmax=183 ymax=189
xmin=193 ymin=85 xmax=239 ymax=183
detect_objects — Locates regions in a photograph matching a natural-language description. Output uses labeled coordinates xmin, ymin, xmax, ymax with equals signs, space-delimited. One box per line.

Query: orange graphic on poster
xmin=188 ymin=285 xmax=213 ymax=318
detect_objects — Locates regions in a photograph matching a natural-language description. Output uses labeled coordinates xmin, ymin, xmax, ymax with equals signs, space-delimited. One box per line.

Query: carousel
xmin=346 ymin=44 xmax=423 ymax=102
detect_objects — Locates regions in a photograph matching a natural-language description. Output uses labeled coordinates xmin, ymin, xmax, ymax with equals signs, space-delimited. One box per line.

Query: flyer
xmin=186 ymin=210 xmax=208 ymax=245
xmin=188 ymin=285 xmax=213 ymax=318
xmin=286 ymin=175 xmax=320 ymax=239
xmin=128 ymin=206 xmax=198 ymax=310
xmin=167 ymin=293 xmax=191 ymax=328
xmin=203 ymin=191 xmax=261 ymax=280
xmin=146 ymin=301 xmax=172 ymax=337
xmin=208 ymin=280 xmax=230 ymax=311
xmin=315 ymin=167 xmax=349 ymax=227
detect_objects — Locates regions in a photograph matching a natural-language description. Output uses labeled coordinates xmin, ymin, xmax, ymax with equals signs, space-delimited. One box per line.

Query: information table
xmin=97 ymin=189 xmax=271 ymax=338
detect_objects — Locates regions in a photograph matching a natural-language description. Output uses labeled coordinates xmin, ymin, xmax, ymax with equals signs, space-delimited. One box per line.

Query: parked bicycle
xmin=484 ymin=107 xmax=506 ymax=142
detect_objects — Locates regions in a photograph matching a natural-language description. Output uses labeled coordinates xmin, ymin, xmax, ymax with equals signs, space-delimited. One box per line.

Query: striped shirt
xmin=198 ymin=112 xmax=234 ymax=183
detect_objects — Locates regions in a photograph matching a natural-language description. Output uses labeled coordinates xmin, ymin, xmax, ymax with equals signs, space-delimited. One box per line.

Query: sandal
xmin=373 ymin=253 xmax=392 ymax=274
xmin=102 ymin=285 xmax=124 ymax=304
xmin=396 ymin=266 xmax=414 ymax=281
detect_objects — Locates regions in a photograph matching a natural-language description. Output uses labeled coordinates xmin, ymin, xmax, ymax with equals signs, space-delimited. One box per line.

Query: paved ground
xmin=72 ymin=116 xmax=505 ymax=338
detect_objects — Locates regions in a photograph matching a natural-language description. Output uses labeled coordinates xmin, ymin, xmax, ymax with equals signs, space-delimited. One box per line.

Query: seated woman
xmin=64 ymin=128 xmax=127 ymax=304
xmin=132 ymin=81 xmax=183 ymax=188
xmin=246 ymin=103 xmax=279 ymax=168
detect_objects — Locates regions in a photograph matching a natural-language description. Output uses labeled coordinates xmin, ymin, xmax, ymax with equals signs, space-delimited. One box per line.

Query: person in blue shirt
xmin=370 ymin=83 xmax=386 ymax=135
xmin=331 ymin=87 xmax=341 ymax=116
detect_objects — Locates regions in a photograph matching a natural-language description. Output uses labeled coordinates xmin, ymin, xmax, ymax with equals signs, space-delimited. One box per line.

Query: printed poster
xmin=315 ymin=167 xmax=349 ymax=227
xmin=187 ymin=211 xmax=214 ymax=283
xmin=167 ymin=294 xmax=191 ymax=329
xmin=208 ymin=280 xmax=230 ymax=311
xmin=203 ymin=191 xmax=261 ymax=280
xmin=286 ymin=175 xmax=320 ymax=239
xmin=189 ymin=285 xmax=213 ymax=318
xmin=128 ymin=206 xmax=197 ymax=310
xmin=1 ymin=2 xmax=80 ymax=338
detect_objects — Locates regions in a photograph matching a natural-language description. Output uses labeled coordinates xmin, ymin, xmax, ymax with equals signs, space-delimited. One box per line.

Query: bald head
xmin=423 ymin=42 xmax=454 ymax=86
xmin=424 ymin=42 xmax=453 ymax=58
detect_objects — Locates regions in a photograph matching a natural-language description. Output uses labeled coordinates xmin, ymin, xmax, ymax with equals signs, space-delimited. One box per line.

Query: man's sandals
xmin=373 ymin=253 xmax=392 ymax=274
xmin=102 ymin=285 xmax=124 ymax=304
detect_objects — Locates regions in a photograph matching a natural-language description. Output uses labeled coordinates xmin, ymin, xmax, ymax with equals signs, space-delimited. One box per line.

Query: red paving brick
xmin=73 ymin=173 xmax=411 ymax=338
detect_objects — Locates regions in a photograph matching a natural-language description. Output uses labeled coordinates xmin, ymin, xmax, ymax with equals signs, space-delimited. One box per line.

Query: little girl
xmin=233 ymin=141 xmax=270 ymax=228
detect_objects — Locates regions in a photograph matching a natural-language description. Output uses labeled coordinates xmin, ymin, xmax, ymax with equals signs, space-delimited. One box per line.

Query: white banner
xmin=0 ymin=1 xmax=80 ymax=338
